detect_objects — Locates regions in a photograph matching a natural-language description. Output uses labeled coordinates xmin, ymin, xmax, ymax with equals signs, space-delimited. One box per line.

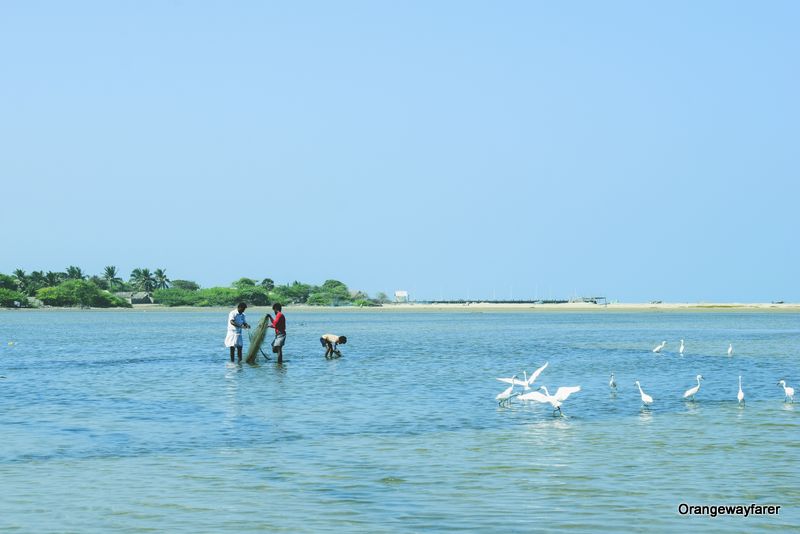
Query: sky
xmin=1 ymin=1 xmax=798 ymax=302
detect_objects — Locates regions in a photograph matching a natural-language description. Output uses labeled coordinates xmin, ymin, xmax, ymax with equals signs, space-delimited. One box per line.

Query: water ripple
xmin=0 ymin=310 xmax=798 ymax=531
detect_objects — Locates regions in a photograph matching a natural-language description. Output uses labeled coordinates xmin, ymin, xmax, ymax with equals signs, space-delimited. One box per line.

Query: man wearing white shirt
xmin=225 ymin=302 xmax=250 ymax=362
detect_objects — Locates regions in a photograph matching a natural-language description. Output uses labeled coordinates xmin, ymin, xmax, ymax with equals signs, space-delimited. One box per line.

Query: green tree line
xmin=1 ymin=267 xmax=389 ymax=308
xmin=153 ymin=277 xmax=389 ymax=307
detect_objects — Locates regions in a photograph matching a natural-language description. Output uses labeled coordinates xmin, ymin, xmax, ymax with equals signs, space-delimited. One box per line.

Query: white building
xmin=394 ymin=290 xmax=409 ymax=303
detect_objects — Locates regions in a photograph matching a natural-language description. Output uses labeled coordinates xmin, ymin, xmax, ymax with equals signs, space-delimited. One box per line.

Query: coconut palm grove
xmin=0 ymin=266 xmax=388 ymax=308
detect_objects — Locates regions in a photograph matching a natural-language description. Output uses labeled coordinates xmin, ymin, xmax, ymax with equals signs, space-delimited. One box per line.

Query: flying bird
xmin=519 ymin=385 xmax=581 ymax=416
xmin=496 ymin=374 xmax=524 ymax=386
xmin=526 ymin=361 xmax=549 ymax=388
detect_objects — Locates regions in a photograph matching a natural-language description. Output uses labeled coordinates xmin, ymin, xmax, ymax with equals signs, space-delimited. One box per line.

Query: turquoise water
xmin=1 ymin=309 xmax=798 ymax=532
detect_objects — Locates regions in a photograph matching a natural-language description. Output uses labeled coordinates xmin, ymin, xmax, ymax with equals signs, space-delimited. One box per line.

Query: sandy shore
xmin=368 ymin=302 xmax=800 ymax=312
xmin=286 ymin=302 xmax=798 ymax=312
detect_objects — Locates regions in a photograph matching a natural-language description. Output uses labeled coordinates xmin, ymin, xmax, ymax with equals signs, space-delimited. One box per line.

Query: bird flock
xmin=496 ymin=361 xmax=582 ymax=415
xmin=495 ymin=340 xmax=796 ymax=415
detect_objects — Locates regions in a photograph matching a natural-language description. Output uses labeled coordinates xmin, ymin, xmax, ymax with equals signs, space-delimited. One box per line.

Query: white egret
xmin=683 ymin=375 xmax=704 ymax=401
xmin=519 ymin=385 xmax=581 ymax=416
xmin=679 ymin=339 xmax=685 ymax=355
xmin=777 ymin=380 xmax=795 ymax=403
xmin=609 ymin=372 xmax=617 ymax=390
xmin=727 ymin=344 xmax=733 ymax=357
xmin=634 ymin=380 xmax=653 ymax=407
xmin=497 ymin=374 xmax=529 ymax=389
xmin=517 ymin=371 xmax=531 ymax=390
xmin=737 ymin=376 xmax=744 ymax=405
xmin=526 ymin=361 xmax=549 ymax=388
xmin=495 ymin=378 xmax=518 ymax=406
xmin=652 ymin=341 xmax=667 ymax=353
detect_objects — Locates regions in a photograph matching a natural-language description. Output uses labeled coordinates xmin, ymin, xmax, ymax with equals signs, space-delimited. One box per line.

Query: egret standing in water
xmin=683 ymin=375 xmax=704 ymax=401
xmin=609 ymin=373 xmax=617 ymax=391
xmin=679 ymin=339 xmax=685 ymax=356
xmin=634 ymin=380 xmax=653 ymax=407
xmin=519 ymin=385 xmax=581 ymax=416
xmin=777 ymin=380 xmax=795 ymax=403
xmin=496 ymin=379 xmax=518 ymax=407
xmin=737 ymin=376 xmax=745 ymax=405
xmin=652 ymin=341 xmax=667 ymax=354
xmin=727 ymin=343 xmax=734 ymax=357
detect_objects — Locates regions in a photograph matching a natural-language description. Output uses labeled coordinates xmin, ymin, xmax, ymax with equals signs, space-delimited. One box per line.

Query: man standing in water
xmin=225 ymin=302 xmax=250 ymax=362
xmin=267 ymin=302 xmax=286 ymax=364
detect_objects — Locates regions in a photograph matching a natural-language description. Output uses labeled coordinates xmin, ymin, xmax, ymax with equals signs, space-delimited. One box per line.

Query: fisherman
xmin=320 ymin=334 xmax=347 ymax=359
xmin=266 ymin=302 xmax=286 ymax=364
xmin=225 ymin=302 xmax=250 ymax=362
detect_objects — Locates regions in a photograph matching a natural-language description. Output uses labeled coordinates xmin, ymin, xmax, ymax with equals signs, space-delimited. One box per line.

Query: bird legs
xmin=498 ymin=393 xmax=519 ymax=407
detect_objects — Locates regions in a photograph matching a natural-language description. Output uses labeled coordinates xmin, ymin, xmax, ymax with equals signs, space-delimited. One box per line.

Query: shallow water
xmin=1 ymin=309 xmax=798 ymax=532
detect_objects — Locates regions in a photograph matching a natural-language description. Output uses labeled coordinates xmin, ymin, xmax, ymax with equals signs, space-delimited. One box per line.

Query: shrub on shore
xmin=153 ymin=286 xmax=270 ymax=307
xmin=36 ymin=280 xmax=132 ymax=308
xmin=0 ymin=288 xmax=29 ymax=307
xmin=152 ymin=288 xmax=203 ymax=306
xmin=352 ymin=298 xmax=380 ymax=307
xmin=171 ymin=280 xmax=200 ymax=291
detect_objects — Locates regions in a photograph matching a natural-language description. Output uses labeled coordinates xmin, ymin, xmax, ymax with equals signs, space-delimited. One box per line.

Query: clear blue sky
xmin=1 ymin=1 xmax=798 ymax=302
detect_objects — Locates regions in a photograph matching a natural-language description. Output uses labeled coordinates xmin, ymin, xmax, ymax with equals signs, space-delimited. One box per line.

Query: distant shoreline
xmin=3 ymin=302 xmax=799 ymax=312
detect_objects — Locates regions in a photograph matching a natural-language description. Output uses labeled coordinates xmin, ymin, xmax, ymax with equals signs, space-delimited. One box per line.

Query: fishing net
xmin=245 ymin=313 xmax=271 ymax=364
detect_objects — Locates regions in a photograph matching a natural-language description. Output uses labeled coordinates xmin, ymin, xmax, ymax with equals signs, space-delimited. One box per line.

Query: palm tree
xmin=140 ymin=269 xmax=156 ymax=292
xmin=89 ymin=275 xmax=108 ymax=290
xmin=27 ymin=271 xmax=46 ymax=296
xmin=103 ymin=266 xmax=123 ymax=291
xmin=130 ymin=268 xmax=156 ymax=293
xmin=65 ymin=265 xmax=86 ymax=280
xmin=153 ymin=268 xmax=170 ymax=290
xmin=44 ymin=271 xmax=64 ymax=287
xmin=129 ymin=268 xmax=143 ymax=290
xmin=12 ymin=269 xmax=27 ymax=293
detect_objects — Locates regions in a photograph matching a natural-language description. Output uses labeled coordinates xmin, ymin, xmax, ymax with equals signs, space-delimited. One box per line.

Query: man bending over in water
xmin=320 ymin=334 xmax=347 ymax=359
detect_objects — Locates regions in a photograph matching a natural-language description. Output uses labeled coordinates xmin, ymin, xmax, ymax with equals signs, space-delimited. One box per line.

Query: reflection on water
xmin=638 ymin=409 xmax=654 ymax=423
xmin=224 ymin=364 xmax=241 ymax=424
xmin=0 ymin=309 xmax=799 ymax=531
xmin=683 ymin=400 xmax=702 ymax=414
